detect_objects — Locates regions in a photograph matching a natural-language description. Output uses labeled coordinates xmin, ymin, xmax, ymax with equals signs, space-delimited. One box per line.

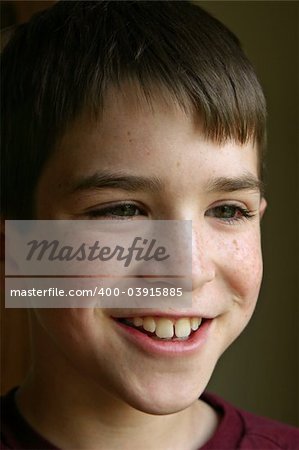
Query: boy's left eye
xmin=205 ymin=204 xmax=254 ymax=223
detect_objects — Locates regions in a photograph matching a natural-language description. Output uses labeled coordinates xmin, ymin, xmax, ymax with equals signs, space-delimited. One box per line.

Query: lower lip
xmin=111 ymin=318 xmax=213 ymax=357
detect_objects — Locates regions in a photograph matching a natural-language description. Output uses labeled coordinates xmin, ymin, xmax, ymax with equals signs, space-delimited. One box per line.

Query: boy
xmin=1 ymin=1 xmax=298 ymax=449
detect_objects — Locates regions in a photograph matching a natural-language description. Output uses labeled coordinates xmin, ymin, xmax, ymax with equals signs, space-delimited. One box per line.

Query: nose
xmin=191 ymin=222 xmax=215 ymax=291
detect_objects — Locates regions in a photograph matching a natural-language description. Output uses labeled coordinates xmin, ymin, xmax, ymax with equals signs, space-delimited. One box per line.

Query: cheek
xmin=33 ymin=309 xmax=105 ymax=361
xmin=216 ymin=230 xmax=263 ymax=303
xmin=33 ymin=309 xmax=125 ymax=388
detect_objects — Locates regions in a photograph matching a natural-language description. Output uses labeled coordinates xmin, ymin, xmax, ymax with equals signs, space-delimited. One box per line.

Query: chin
xmin=113 ymin=374 xmax=209 ymax=416
xmin=125 ymin=393 xmax=195 ymax=416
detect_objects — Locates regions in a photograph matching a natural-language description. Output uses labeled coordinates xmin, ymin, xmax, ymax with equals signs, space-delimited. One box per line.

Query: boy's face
xmin=33 ymin=86 xmax=266 ymax=414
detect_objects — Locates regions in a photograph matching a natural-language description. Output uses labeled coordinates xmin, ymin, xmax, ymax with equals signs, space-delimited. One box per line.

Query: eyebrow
xmin=71 ymin=170 xmax=164 ymax=193
xmin=70 ymin=170 xmax=263 ymax=195
xmin=206 ymin=174 xmax=264 ymax=195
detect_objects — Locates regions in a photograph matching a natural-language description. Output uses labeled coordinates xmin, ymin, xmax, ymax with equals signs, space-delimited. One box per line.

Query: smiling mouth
xmin=115 ymin=316 xmax=204 ymax=341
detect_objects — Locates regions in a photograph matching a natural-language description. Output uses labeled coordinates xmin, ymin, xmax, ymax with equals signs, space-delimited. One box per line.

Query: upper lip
xmin=110 ymin=310 xmax=215 ymax=319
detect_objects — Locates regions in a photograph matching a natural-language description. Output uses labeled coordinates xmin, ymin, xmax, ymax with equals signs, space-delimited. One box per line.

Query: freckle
xmin=127 ymin=131 xmax=131 ymax=136
xmin=146 ymin=150 xmax=150 ymax=156
xmin=176 ymin=161 xmax=180 ymax=167
xmin=233 ymin=239 xmax=239 ymax=251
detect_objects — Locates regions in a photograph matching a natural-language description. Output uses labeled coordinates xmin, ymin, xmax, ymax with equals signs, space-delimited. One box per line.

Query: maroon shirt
xmin=1 ymin=388 xmax=299 ymax=449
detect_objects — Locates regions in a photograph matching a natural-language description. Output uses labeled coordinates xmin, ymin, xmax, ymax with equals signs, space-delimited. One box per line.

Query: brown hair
xmin=1 ymin=1 xmax=266 ymax=218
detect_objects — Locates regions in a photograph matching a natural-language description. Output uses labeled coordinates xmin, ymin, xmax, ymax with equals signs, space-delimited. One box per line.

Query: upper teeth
xmin=128 ymin=316 xmax=202 ymax=339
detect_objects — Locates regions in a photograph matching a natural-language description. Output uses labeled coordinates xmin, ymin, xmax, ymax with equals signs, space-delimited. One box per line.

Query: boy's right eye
xmin=86 ymin=202 xmax=147 ymax=220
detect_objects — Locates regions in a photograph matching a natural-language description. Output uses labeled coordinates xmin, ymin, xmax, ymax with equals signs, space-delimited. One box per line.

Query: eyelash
xmin=86 ymin=202 xmax=146 ymax=220
xmin=86 ymin=202 xmax=255 ymax=224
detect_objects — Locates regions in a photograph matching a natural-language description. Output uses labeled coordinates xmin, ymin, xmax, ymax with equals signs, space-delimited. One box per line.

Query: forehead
xmin=35 ymin=86 xmax=261 ymax=217
xmin=38 ymin=84 xmax=260 ymax=206
xmin=53 ymin=85 xmax=258 ymax=173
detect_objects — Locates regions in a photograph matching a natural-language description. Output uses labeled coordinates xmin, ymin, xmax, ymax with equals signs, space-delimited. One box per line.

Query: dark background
xmin=1 ymin=0 xmax=298 ymax=427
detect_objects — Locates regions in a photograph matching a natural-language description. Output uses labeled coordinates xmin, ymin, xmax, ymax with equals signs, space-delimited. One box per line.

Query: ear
xmin=259 ymin=197 xmax=267 ymax=220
